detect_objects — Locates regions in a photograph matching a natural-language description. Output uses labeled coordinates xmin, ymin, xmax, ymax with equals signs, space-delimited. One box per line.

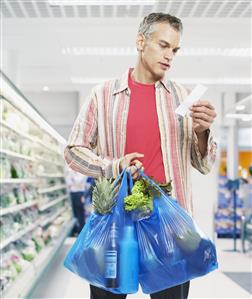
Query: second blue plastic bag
xmin=64 ymin=170 xmax=139 ymax=294
xmin=135 ymin=170 xmax=218 ymax=294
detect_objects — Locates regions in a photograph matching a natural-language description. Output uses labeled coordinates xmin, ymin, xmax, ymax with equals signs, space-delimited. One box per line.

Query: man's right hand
xmin=119 ymin=152 xmax=144 ymax=180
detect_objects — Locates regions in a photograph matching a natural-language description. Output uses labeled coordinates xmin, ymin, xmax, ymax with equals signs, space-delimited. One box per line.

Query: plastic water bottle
xmin=105 ymin=222 xmax=118 ymax=288
xmin=119 ymin=224 xmax=139 ymax=293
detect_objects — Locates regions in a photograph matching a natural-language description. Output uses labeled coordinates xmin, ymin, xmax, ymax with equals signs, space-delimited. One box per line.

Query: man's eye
xmin=159 ymin=44 xmax=166 ymax=48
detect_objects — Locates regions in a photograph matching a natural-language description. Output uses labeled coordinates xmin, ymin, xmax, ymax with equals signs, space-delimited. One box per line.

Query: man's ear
xmin=136 ymin=33 xmax=145 ymax=52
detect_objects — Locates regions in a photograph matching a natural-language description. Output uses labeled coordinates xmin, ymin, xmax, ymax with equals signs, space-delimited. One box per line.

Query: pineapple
xmin=92 ymin=178 xmax=119 ymax=215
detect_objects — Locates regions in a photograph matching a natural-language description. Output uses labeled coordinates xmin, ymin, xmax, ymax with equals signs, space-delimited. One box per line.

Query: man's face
xmin=137 ymin=22 xmax=181 ymax=81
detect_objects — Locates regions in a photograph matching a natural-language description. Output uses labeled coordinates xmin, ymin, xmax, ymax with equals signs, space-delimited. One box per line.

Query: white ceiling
xmin=1 ymin=0 xmax=252 ymax=95
xmin=2 ymin=0 xmax=251 ymax=18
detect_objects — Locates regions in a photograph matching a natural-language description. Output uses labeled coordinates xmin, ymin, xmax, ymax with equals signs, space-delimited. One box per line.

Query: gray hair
xmin=138 ymin=12 xmax=183 ymax=38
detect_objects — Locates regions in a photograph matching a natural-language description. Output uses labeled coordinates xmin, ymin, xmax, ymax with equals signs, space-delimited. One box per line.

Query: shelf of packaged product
xmin=40 ymin=207 xmax=67 ymax=227
xmin=0 ymin=178 xmax=39 ymax=184
xmin=34 ymin=139 xmax=62 ymax=158
xmin=0 ymin=148 xmax=64 ymax=169
xmin=39 ymin=194 xmax=69 ymax=212
xmin=38 ymin=173 xmax=65 ymax=178
xmin=34 ymin=155 xmax=64 ymax=167
xmin=0 ymin=119 xmax=35 ymax=144
xmin=0 ymin=120 xmax=62 ymax=158
xmin=0 ymin=200 xmax=39 ymax=216
xmin=0 ymin=221 xmax=40 ymax=250
xmin=0 ymin=148 xmax=37 ymax=162
xmin=2 ymin=218 xmax=75 ymax=299
xmin=38 ymin=184 xmax=67 ymax=194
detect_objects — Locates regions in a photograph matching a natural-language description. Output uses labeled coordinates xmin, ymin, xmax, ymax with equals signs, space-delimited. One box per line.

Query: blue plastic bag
xmin=64 ymin=169 xmax=218 ymax=295
xmin=135 ymin=170 xmax=218 ymax=294
xmin=64 ymin=170 xmax=139 ymax=294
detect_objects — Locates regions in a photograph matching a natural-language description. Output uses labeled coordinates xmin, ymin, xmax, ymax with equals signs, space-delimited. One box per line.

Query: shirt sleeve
xmin=191 ymin=129 xmax=217 ymax=174
xmin=64 ymin=88 xmax=121 ymax=179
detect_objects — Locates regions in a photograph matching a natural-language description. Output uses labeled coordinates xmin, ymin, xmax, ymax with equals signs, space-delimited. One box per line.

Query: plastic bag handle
xmin=113 ymin=168 xmax=126 ymax=188
xmin=127 ymin=170 xmax=134 ymax=189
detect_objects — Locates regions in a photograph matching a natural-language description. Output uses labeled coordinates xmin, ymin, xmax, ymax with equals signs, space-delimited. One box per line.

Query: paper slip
xmin=175 ymin=84 xmax=208 ymax=117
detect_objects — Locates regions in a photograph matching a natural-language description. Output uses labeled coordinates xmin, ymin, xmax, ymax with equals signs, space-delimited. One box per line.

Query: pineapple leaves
xmin=92 ymin=178 xmax=119 ymax=215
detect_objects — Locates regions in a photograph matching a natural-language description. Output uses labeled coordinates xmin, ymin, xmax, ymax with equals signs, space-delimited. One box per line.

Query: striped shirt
xmin=64 ymin=68 xmax=217 ymax=215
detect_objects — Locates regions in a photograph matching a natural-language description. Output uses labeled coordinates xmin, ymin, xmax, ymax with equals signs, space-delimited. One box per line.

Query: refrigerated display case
xmin=0 ymin=71 xmax=75 ymax=298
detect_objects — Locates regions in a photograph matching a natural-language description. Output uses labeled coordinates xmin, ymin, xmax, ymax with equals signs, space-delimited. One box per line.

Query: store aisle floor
xmin=31 ymin=238 xmax=251 ymax=299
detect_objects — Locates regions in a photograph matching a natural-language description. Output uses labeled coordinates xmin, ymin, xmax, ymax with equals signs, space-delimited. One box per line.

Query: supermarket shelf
xmin=1 ymin=78 xmax=70 ymax=298
xmin=2 ymin=219 xmax=75 ymax=299
xmin=39 ymin=195 xmax=68 ymax=211
xmin=0 ymin=120 xmax=61 ymax=157
xmin=38 ymin=184 xmax=67 ymax=194
xmin=40 ymin=207 xmax=65 ymax=227
xmin=0 ymin=178 xmax=39 ymax=184
xmin=38 ymin=173 xmax=64 ymax=178
xmin=0 ymin=148 xmax=36 ymax=162
xmin=35 ymin=139 xmax=62 ymax=158
xmin=0 ymin=200 xmax=39 ymax=216
xmin=0 ymin=221 xmax=39 ymax=250
xmin=35 ymin=155 xmax=64 ymax=167
xmin=0 ymin=119 xmax=35 ymax=144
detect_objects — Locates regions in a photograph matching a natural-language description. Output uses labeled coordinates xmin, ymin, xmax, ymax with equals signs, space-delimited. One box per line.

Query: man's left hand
xmin=190 ymin=100 xmax=217 ymax=134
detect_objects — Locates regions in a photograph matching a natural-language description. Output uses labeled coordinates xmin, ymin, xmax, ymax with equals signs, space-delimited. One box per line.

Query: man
xmin=66 ymin=168 xmax=89 ymax=235
xmin=65 ymin=12 xmax=217 ymax=299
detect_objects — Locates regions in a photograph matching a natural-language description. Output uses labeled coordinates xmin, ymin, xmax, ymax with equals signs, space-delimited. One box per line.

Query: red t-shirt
xmin=125 ymin=71 xmax=166 ymax=183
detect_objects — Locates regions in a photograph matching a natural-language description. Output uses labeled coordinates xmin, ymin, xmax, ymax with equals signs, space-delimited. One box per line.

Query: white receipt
xmin=175 ymin=84 xmax=208 ymax=117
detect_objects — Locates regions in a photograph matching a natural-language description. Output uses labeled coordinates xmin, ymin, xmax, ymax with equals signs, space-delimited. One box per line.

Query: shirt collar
xmin=157 ymin=76 xmax=172 ymax=93
xmin=112 ymin=68 xmax=171 ymax=95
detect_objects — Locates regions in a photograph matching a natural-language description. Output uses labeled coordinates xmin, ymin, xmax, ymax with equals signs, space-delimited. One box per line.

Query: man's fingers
xmin=127 ymin=152 xmax=144 ymax=160
xmin=127 ymin=165 xmax=137 ymax=174
xmin=191 ymin=112 xmax=214 ymax=123
xmin=125 ymin=164 xmax=145 ymax=180
xmin=193 ymin=118 xmax=209 ymax=128
xmin=120 ymin=152 xmax=144 ymax=171
xmin=130 ymin=159 xmax=143 ymax=168
xmin=121 ymin=152 xmax=145 ymax=174
xmin=192 ymin=101 xmax=215 ymax=110
xmin=132 ymin=173 xmax=139 ymax=180
xmin=127 ymin=165 xmax=140 ymax=180
xmin=191 ymin=106 xmax=216 ymax=117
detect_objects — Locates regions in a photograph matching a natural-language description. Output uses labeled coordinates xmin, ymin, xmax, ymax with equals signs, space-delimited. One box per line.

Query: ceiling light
xmin=43 ymin=86 xmax=49 ymax=91
xmin=226 ymin=113 xmax=252 ymax=119
xmin=71 ymin=77 xmax=112 ymax=84
xmin=62 ymin=47 xmax=137 ymax=56
xmin=49 ymin=0 xmax=156 ymax=6
xmin=174 ymin=78 xmax=251 ymax=85
xmin=62 ymin=47 xmax=251 ymax=57
xmin=71 ymin=77 xmax=251 ymax=85
xmin=241 ymin=117 xmax=252 ymax=122
xmin=236 ymin=105 xmax=246 ymax=111
xmin=183 ymin=48 xmax=252 ymax=57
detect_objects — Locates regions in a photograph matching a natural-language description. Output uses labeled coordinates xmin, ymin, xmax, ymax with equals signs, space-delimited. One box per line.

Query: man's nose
xmin=164 ymin=49 xmax=174 ymax=61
